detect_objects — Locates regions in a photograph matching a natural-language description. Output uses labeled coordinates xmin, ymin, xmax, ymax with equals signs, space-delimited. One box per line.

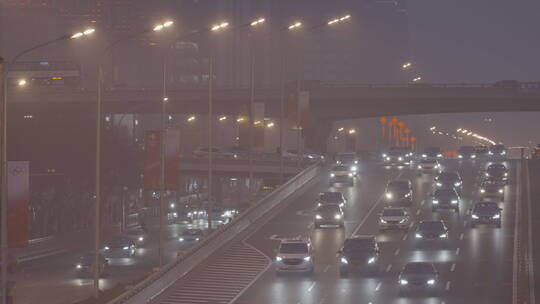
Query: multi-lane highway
xmin=224 ymin=159 xmax=516 ymax=304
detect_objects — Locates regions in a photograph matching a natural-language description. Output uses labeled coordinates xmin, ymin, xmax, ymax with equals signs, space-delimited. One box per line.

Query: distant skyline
xmin=408 ymin=0 xmax=540 ymax=83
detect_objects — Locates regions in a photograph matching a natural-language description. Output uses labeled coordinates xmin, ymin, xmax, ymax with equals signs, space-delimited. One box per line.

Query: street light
xmin=328 ymin=14 xmax=351 ymax=25
xmin=153 ymin=20 xmax=174 ymax=32
xmin=402 ymin=62 xmax=412 ymax=69
xmin=413 ymin=76 xmax=422 ymax=82
xmin=1 ymin=27 xmax=95 ymax=304
xmin=219 ymin=116 xmax=227 ymax=122
xmin=251 ymin=18 xmax=266 ymax=27
xmin=187 ymin=115 xmax=196 ymax=122
xmin=17 ymin=79 xmax=27 ymax=87
xmin=211 ymin=22 xmax=229 ymax=31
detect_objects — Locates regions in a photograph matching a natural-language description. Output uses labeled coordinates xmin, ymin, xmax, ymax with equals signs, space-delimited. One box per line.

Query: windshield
xmin=343 ymin=238 xmax=375 ymax=252
xmin=280 ymin=243 xmax=308 ymax=254
xmin=333 ymin=166 xmax=348 ymax=171
xmin=403 ymin=263 xmax=435 ymax=274
xmin=382 ymin=209 xmax=405 ymax=217
xmin=419 ymin=221 xmax=444 ymax=231
xmin=388 ymin=182 xmax=409 ymax=191
xmin=424 ymin=147 xmax=441 ymax=154
xmin=474 ymin=203 xmax=499 ymax=212
xmin=459 ymin=146 xmax=475 ymax=153
xmin=319 ymin=192 xmax=342 ymax=201
xmin=109 ymin=237 xmax=130 ymax=246
xmin=337 ymin=154 xmax=355 ymax=162
xmin=183 ymin=229 xmax=202 ymax=236
xmin=437 ymin=173 xmax=459 ymax=181
xmin=434 ymin=189 xmax=456 ymax=197
xmin=316 ymin=205 xmax=340 ymax=213
xmin=420 ymin=159 xmax=436 ymax=164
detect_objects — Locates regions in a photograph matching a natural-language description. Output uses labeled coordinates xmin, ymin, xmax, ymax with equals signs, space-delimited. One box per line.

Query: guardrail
xmin=514 ymin=160 xmax=535 ymax=304
xmin=107 ymin=161 xmax=321 ymax=304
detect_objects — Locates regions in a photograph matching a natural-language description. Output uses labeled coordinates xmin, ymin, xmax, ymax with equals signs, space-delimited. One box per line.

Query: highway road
xmin=12 ymin=219 xmax=212 ymax=304
xmin=226 ymin=159 xmax=517 ymax=304
xmin=528 ymin=160 xmax=540 ymax=297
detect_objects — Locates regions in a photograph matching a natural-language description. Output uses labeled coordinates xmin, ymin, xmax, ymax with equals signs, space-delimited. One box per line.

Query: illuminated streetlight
xmin=348 ymin=129 xmax=356 ymax=135
xmin=328 ymin=14 xmax=351 ymax=25
xmin=163 ymin=97 xmax=169 ymax=102
xmin=338 ymin=127 xmax=344 ymax=132
xmin=250 ymin=18 xmax=266 ymax=27
xmin=71 ymin=28 xmax=96 ymax=39
xmin=237 ymin=117 xmax=246 ymax=123
xmin=153 ymin=20 xmax=174 ymax=32
xmin=402 ymin=62 xmax=412 ymax=69
xmin=266 ymin=122 xmax=275 ymax=128
xmin=288 ymin=22 xmax=302 ymax=30
xmin=211 ymin=22 xmax=229 ymax=31
xmin=187 ymin=115 xmax=196 ymax=122
xmin=412 ymin=76 xmax=422 ymax=82
xmin=219 ymin=116 xmax=227 ymax=122
xmin=254 ymin=120 xmax=262 ymax=126
xmin=17 ymin=79 xmax=27 ymax=87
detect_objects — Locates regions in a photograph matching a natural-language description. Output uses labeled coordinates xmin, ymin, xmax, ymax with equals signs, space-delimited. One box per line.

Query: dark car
xmin=383 ymin=149 xmax=409 ymax=166
xmin=103 ymin=236 xmax=137 ymax=257
xmin=314 ymin=204 xmax=344 ymax=228
xmin=76 ymin=253 xmax=108 ymax=277
xmin=122 ymin=228 xmax=149 ymax=247
xmin=474 ymin=146 xmax=489 ymax=158
xmin=179 ymin=228 xmax=204 ymax=242
xmin=415 ymin=220 xmax=449 ymax=241
xmin=479 ymin=180 xmax=505 ymax=200
xmin=398 ymin=262 xmax=440 ymax=295
xmin=337 ymin=236 xmax=380 ymax=277
xmin=434 ymin=171 xmax=463 ymax=191
xmin=431 ymin=188 xmax=460 ymax=212
xmin=317 ymin=191 xmax=346 ymax=208
xmin=489 ymin=144 xmax=507 ymax=158
xmin=458 ymin=146 xmax=477 ymax=160
xmin=385 ymin=180 xmax=413 ymax=205
xmin=470 ymin=202 xmax=502 ymax=228
xmin=422 ymin=147 xmax=443 ymax=159
xmin=484 ymin=166 xmax=508 ymax=184
xmin=329 ymin=165 xmax=354 ymax=186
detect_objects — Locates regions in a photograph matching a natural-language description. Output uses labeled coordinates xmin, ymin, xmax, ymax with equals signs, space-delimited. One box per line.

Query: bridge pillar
xmin=303 ymin=119 xmax=332 ymax=153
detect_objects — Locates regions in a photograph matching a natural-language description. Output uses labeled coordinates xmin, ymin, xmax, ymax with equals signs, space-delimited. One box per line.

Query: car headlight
xmin=471 ymin=155 xmax=477 ymax=158
xmin=179 ymin=237 xmax=185 ymax=242
xmin=472 ymin=214 xmax=479 ymax=219
xmin=195 ymin=237 xmax=200 ymax=241
xmin=348 ymin=173 xmax=353 ymax=177
xmin=382 ymin=153 xmax=387 ymax=157
xmin=504 ymin=172 xmax=508 ymax=177
xmin=386 ymin=157 xmax=391 ymax=161
xmin=492 ymin=214 xmax=501 ymax=219
xmin=485 ymin=173 xmax=490 ymax=177
xmin=399 ymin=218 xmax=407 ymax=224
xmin=380 ymin=219 xmax=387 ymax=224
xmin=489 ymin=151 xmax=493 ymax=155
xmin=351 ymin=166 xmax=358 ymax=171
xmin=437 ymin=154 xmax=443 ymax=158
xmin=276 ymin=256 xmax=283 ymax=262
xmin=451 ymin=200 xmax=458 ymax=204
xmin=123 ymin=246 xmax=130 ymax=250
xmin=334 ymin=214 xmax=342 ymax=220
xmin=422 ymin=154 xmax=427 ymax=158
xmin=76 ymin=264 xmax=82 ymax=269
xmin=436 ymin=182 xmax=442 ymax=187
xmin=386 ymin=193 xmax=393 ymax=199
xmin=315 ymin=214 xmax=322 ymax=220
xmin=104 ymin=246 xmax=110 ymax=250
xmin=317 ymin=202 xmax=322 ymax=207
xmin=138 ymin=237 xmax=144 ymax=242
xmin=355 ymin=160 xmax=358 ymax=164
xmin=170 ymin=203 xmax=175 ymax=209
xmin=458 ymin=155 xmax=463 ymax=159
xmin=418 ymin=165 xmax=422 ymax=169
xmin=303 ymin=256 xmax=311 ymax=262
xmin=499 ymin=189 xmax=504 ymax=193
xmin=502 ymin=151 xmax=506 ymax=155
xmin=330 ymin=173 xmax=335 ymax=178
xmin=398 ymin=157 xmax=403 ymax=161
xmin=405 ymin=192 xmax=411 ymax=198
xmin=368 ymin=257 xmax=376 ymax=264
xmin=400 ymin=279 xmax=409 ymax=285
xmin=480 ymin=189 xmax=486 ymax=193
xmin=454 ymin=182 xmax=462 ymax=187
xmin=415 ymin=233 xmax=423 ymax=238
xmin=427 ymin=279 xmax=436 ymax=285
xmin=432 ymin=200 xmax=439 ymax=204
xmin=439 ymin=233 xmax=448 ymax=238
xmin=340 ymin=257 xmax=348 ymax=264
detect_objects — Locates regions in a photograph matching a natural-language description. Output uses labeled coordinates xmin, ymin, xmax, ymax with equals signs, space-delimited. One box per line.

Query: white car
xmin=417 ymin=159 xmax=440 ymax=173
xmin=379 ymin=207 xmax=410 ymax=231
xmin=275 ymin=238 xmax=315 ymax=274
xmin=329 ymin=165 xmax=354 ymax=186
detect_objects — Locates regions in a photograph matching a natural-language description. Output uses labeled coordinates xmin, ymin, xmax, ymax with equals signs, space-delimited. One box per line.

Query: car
xmin=398 ymin=262 xmax=440 ymax=295
xmin=384 ymin=180 xmax=413 ymax=205
xmin=329 ymin=165 xmax=354 ymax=186
xmin=317 ymin=191 xmax=346 ymax=208
xmin=487 ymin=163 xmax=507 ymax=171
xmin=336 ymin=152 xmax=358 ymax=166
xmin=458 ymin=146 xmax=477 ymax=160
xmin=103 ymin=236 xmax=137 ymax=257
xmin=470 ymin=201 xmax=502 ymax=228
xmin=474 ymin=145 xmax=489 ymax=158
xmin=479 ymin=180 xmax=505 ymax=201
xmin=303 ymin=150 xmax=325 ymax=162
xmin=122 ymin=228 xmax=149 ymax=247
xmin=434 ymin=171 xmax=463 ymax=191
xmin=179 ymin=228 xmax=204 ymax=242
xmin=378 ymin=207 xmax=410 ymax=231
xmin=274 ymin=238 xmax=315 ymax=275
xmin=415 ymin=220 xmax=449 ymax=242
xmin=422 ymin=147 xmax=443 ymax=160
xmin=431 ymin=188 xmax=460 ymax=212
xmin=484 ymin=165 xmax=508 ymax=184
xmin=417 ymin=159 xmax=440 ymax=174
xmin=338 ymin=236 xmax=380 ymax=277
xmin=75 ymin=253 xmax=108 ymax=277
xmin=382 ymin=149 xmax=409 ymax=166
xmin=533 ymin=144 xmax=540 ymax=159
xmin=224 ymin=146 xmax=249 ymax=159
xmin=314 ymin=204 xmax=344 ymax=228
xmin=193 ymin=147 xmax=234 ymax=159
xmin=489 ymin=144 xmax=507 ymax=158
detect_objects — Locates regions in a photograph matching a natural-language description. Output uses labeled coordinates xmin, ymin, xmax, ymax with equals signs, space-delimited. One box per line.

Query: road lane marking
xmin=308 ymin=282 xmax=316 ymax=292
xmin=421 ymin=199 xmax=425 ymax=206
xmin=307 ymin=223 xmax=314 ymax=229
xmin=464 ymin=221 xmax=468 ymax=228
xmin=446 ymin=281 xmax=451 ymax=291
xmin=416 ymin=209 xmax=421 ymax=215
xmin=375 ymin=282 xmax=382 ymax=291
xmin=456 ymin=247 xmax=460 ymax=255
xmin=402 ymin=233 xmax=408 ymax=241
xmin=459 ymin=233 xmax=464 ymax=240
xmin=270 ymin=234 xmax=278 ymax=240
xmin=394 ymin=248 xmax=400 ymax=256
xmin=323 ymin=265 xmax=330 ymax=273
xmin=451 ymin=263 xmax=456 ymax=272
xmin=386 ymin=264 xmax=392 ymax=272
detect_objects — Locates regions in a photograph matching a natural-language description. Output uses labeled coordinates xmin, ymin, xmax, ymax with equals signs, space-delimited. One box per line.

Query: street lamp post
xmin=0 ymin=28 xmax=94 ymax=304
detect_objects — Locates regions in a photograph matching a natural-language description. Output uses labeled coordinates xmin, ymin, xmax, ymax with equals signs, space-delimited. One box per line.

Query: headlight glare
xmin=340 ymin=257 xmax=348 ymax=264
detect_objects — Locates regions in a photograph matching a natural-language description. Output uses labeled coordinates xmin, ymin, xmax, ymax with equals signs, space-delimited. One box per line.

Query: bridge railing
xmin=106 ymin=161 xmax=322 ymax=304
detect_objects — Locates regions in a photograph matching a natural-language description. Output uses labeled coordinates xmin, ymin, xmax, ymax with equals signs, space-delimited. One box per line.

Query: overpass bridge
xmin=178 ymin=157 xmax=304 ymax=177
xmin=9 ymin=82 xmax=540 ymax=150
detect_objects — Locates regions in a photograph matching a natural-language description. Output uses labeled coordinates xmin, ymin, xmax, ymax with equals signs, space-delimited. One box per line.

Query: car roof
xmin=474 ymin=201 xmax=499 ymax=207
xmin=388 ymin=180 xmax=411 ymax=186
xmin=347 ymin=235 xmax=375 ymax=241
xmin=281 ymin=238 xmax=309 ymax=244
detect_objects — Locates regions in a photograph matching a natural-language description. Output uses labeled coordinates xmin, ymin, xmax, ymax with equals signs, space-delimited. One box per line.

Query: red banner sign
xmin=143 ymin=131 xmax=161 ymax=190
xmin=8 ymin=161 xmax=29 ymax=248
